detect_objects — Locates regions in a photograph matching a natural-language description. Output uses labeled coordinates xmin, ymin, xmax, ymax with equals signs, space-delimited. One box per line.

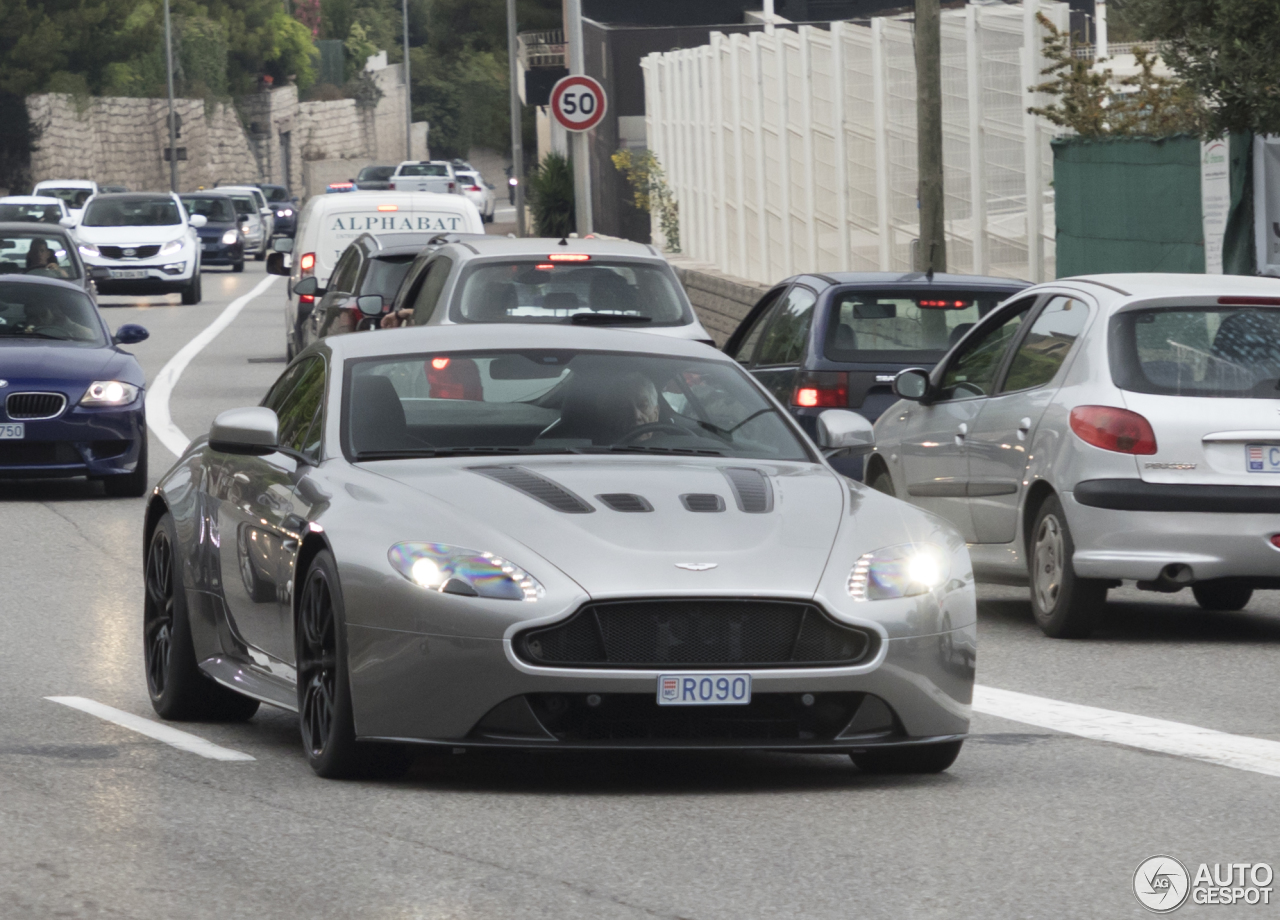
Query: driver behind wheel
xmin=22 ymin=297 xmax=96 ymax=341
xmin=547 ymin=370 xmax=663 ymax=445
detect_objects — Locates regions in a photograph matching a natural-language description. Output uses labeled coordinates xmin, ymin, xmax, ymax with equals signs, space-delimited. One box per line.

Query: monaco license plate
xmin=657 ymin=673 xmax=751 ymax=706
xmin=0 ymin=423 xmax=24 ymax=439
xmin=110 ymin=269 xmax=147 ymax=279
xmin=1246 ymin=444 xmax=1280 ymax=473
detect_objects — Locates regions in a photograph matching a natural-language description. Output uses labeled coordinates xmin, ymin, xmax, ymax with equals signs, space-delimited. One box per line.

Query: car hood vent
xmin=680 ymin=493 xmax=725 ymax=512
xmin=469 ymin=466 xmax=595 ymax=513
xmin=723 ymin=467 xmax=774 ymax=513
xmin=596 ymin=493 xmax=653 ymax=512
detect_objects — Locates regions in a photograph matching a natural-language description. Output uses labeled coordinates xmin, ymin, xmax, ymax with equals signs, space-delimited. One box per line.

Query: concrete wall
xmin=670 ymin=257 xmax=770 ymax=346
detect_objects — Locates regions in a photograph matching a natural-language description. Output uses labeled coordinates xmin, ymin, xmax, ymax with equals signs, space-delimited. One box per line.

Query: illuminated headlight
xmin=80 ymin=380 xmax=139 ymax=406
xmin=78 ymin=243 xmax=100 ymax=258
xmin=159 ymin=238 xmax=185 ymax=256
xmin=277 ymin=208 xmax=293 ymax=217
xmin=220 ymin=229 xmax=240 ymax=245
xmin=388 ymin=542 xmax=544 ymax=601
xmin=848 ymin=544 xmax=949 ymax=601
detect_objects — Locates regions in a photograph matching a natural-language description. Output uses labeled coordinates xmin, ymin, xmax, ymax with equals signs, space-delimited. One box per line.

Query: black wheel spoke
xmin=144 ymin=530 xmax=176 ymax=698
xmin=297 ymin=567 xmax=337 ymax=760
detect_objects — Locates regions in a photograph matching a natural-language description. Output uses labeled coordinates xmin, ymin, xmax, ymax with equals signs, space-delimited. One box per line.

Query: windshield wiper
xmin=569 ymin=313 xmax=653 ymax=326
xmin=5 ymin=330 xmax=72 ymax=341
xmin=576 ymin=445 xmax=727 ymax=456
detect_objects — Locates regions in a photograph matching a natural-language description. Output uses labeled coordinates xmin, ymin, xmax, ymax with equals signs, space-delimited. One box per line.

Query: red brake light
xmin=1218 ymin=296 xmax=1280 ymax=305
xmin=1069 ymin=405 xmax=1157 ymax=455
xmin=299 ymin=294 xmax=315 ymax=305
xmin=426 ymin=357 xmax=482 ymax=400
xmin=918 ymin=299 xmax=971 ymax=309
xmin=299 ymin=252 xmax=315 ymax=274
xmin=431 ymin=357 xmax=449 ymax=370
xmin=548 ymin=253 xmax=591 ymax=262
xmin=388 ymin=182 xmax=396 ymax=190
xmin=535 ymin=263 xmax=555 ymax=271
xmin=1271 ymin=534 xmax=1280 ymax=550
xmin=792 ymin=372 xmax=848 ymax=408
xmin=467 ymin=185 xmax=482 ymax=192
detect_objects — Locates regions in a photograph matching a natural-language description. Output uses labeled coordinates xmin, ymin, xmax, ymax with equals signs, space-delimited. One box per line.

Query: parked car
xmin=32 ymin=179 xmax=98 ymax=223
xmin=258 ymin=184 xmax=299 ymax=237
xmin=0 ymin=276 xmax=150 ymax=495
xmin=216 ymin=184 xmax=275 ymax=251
xmin=389 ymin=161 xmax=459 ymax=194
xmin=143 ymin=322 xmax=974 ymax=777
xmin=0 ymin=222 xmax=98 ymax=293
xmin=455 ymin=170 xmax=496 ymax=223
xmin=724 ymin=272 xmax=1029 ymax=477
xmin=0 ymin=196 xmax=74 ymax=226
xmin=266 ymin=191 xmax=484 ymax=358
xmin=353 ymin=165 xmax=396 ymax=191
xmin=385 ymin=237 xmax=714 ymax=345
xmin=75 ymin=193 xmax=205 ymax=304
xmin=179 ymin=192 xmax=245 ymax=272
xmin=867 ymin=273 xmax=1280 ymax=638
xmin=294 ymin=232 xmax=435 ymax=350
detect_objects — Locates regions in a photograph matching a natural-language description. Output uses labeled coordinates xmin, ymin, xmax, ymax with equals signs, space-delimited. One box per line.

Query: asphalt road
xmin=1 ymin=262 xmax=1277 ymax=919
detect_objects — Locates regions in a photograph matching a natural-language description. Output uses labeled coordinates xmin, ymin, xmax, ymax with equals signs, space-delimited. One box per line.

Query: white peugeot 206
xmin=866 ymin=274 xmax=1280 ymax=638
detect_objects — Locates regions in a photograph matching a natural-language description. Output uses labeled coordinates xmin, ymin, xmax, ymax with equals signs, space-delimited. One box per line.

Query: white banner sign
xmin=1200 ymin=138 xmax=1230 ymax=274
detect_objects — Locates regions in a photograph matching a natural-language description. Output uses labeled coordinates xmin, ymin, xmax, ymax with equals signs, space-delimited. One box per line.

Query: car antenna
xmin=558 ymin=237 xmax=568 ymax=246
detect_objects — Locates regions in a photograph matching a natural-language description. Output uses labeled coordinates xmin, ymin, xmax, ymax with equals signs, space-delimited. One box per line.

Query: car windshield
xmin=1110 ymin=306 xmax=1280 ymax=398
xmin=399 ymin=164 xmax=449 ymax=177
xmin=451 ymin=260 xmax=690 ymax=327
xmin=181 ymin=197 xmax=236 ymax=222
xmin=363 ymin=256 xmax=414 ymax=299
xmin=0 ymin=232 xmax=80 ymax=280
xmin=230 ymin=196 xmax=256 ymax=216
xmin=344 ymin=350 xmax=811 ymax=462
xmin=823 ymin=289 xmax=1013 ymax=363
xmin=0 ymin=203 xmax=62 ymax=224
xmin=40 ymin=187 xmax=93 ymax=208
xmin=0 ymin=281 xmax=104 ymax=345
xmin=358 ymin=166 xmax=396 ymax=182
xmin=82 ymin=197 xmax=180 ymax=227
xmin=261 ymin=186 xmax=290 ymax=202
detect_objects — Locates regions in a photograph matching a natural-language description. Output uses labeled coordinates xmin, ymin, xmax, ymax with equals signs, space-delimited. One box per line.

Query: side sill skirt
xmin=200 ymin=655 xmax=298 ymax=712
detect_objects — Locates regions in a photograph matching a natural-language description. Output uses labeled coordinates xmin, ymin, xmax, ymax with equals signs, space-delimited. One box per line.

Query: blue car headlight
xmin=848 ymin=543 xmax=949 ymax=601
xmin=388 ymin=542 xmax=544 ymax=601
xmin=80 ymin=380 xmax=140 ymax=407
xmin=220 ymin=229 xmax=240 ymax=245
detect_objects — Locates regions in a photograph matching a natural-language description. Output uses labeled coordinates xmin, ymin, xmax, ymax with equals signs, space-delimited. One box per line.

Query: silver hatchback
xmin=865 ymin=274 xmax=1280 ymax=638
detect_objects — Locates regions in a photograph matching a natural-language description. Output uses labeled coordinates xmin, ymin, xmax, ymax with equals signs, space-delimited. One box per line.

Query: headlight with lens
xmin=848 ymin=543 xmax=949 ymax=601
xmin=277 ymin=208 xmax=293 ymax=217
xmin=221 ymin=229 xmax=240 ymax=245
xmin=78 ymin=243 xmax=100 ymax=258
xmin=388 ymin=542 xmax=544 ymax=601
xmin=80 ymin=381 xmax=140 ymax=407
xmin=159 ymin=238 xmax=185 ymax=257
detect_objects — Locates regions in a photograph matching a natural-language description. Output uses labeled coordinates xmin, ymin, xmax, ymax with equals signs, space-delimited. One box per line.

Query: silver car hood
xmin=364 ymin=457 xmax=845 ymax=598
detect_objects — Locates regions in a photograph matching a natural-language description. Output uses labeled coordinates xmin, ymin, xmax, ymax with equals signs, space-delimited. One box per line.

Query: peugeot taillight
xmin=1069 ymin=405 xmax=1157 ymax=455
xmin=792 ymin=372 xmax=849 ymax=408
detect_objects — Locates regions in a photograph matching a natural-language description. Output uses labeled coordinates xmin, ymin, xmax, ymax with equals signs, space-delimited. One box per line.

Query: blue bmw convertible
xmin=0 ymin=276 xmax=150 ymax=495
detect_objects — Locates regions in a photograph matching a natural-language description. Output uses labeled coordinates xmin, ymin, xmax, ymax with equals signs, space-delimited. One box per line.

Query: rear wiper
xmin=569 ymin=313 xmax=653 ymax=326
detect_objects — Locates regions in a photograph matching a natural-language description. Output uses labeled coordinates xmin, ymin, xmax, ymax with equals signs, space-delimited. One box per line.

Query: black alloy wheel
xmin=145 ymin=513 xmax=260 ymax=721
xmin=851 ymin=740 xmax=963 ymax=774
xmin=296 ymin=551 xmax=413 ymax=779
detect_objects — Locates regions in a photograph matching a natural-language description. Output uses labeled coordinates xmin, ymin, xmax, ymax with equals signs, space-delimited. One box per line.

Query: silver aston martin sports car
xmin=143 ymin=325 xmax=976 ymax=778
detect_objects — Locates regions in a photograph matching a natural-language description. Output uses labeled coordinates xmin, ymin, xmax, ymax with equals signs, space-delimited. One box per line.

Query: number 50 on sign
xmin=550 ymin=75 xmax=608 ymax=133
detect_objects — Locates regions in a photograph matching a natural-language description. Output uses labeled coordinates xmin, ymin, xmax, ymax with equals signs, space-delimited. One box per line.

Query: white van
xmin=269 ymin=191 xmax=483 ymax=357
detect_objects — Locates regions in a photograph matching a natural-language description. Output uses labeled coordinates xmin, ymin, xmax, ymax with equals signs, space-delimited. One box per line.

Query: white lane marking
xmin=45 ymin=696 xmax=255 ymax=762
xmin=146 ymin=274 xmax=278 ymax=457
xmin=974 ymin=684 xmax=1280 ymax=778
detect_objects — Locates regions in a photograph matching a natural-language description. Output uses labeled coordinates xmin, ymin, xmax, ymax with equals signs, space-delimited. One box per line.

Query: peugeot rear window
xmin=1110 ymin=306 xmax=1280 ymax=398
xmin=823 ymin=289 xmax=1012 ymax=363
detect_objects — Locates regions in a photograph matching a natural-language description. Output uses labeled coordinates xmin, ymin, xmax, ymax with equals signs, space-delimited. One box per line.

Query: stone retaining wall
xmin=670 ymin=258 xmax=771 ymax=346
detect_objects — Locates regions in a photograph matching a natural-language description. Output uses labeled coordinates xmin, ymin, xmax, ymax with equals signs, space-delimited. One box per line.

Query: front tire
xmin=1192 ymin=581 xmax=1253 ymax=611
xmin=852 ymin=740 xmax=963 ymax=774
xmin=232 ymin=260 xmax=245 ymax=273
xmin=180 ymin=271 xmax=202 ymax=305
xmin=1028 ymin=494 xmax=1107 ymax=638
xmin=145 ymin=513 xmax=261 ymax=721
xmin=102 ymin=437 xmax=148 ymax=497
xmin=296 ymin=551 xmax=413 ymax=779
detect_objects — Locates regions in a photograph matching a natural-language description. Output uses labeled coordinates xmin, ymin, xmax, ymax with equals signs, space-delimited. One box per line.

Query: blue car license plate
xmin=657 ymin=673 xmax=751 ymax=706
xmin=0 ymin=423 xmax=23 ymax=439
xmin=1246 ymin=444 xmax=1280 ymax=473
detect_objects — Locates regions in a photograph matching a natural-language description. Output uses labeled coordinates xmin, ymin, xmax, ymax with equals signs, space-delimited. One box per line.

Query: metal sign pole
xmin=164 ymin=0 xmax=178 ymax=192
xmin=506 ymin=0 xmax=526 ymax=236
xmin=403 ymin=0 xmax=413 ymax=159
xmin=565 ymin=0 xmax=592 ymax=235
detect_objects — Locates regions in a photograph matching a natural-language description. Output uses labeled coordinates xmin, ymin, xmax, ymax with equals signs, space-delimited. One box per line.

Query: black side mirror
xmin=266 ymin=251 xmax=291 ymax=276
xmin=293 ymin=276 xmax=320 ymax=296
xmin=237 ymin=214 xmax=250 ymax=223
xmin=356 ymin=294 xmax=383 ymax=317
xmin=894 ymin=368 xmax=932 ymax=402
xmin=113 ymin=323 xmax=149 ymax=345
xmin=88 ymin=265 xmax=112 ymax=282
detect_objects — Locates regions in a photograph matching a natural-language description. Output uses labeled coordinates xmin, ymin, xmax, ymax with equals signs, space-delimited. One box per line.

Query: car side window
xmin=276 ymin=358 xmax=326 ymax=456
xmin=728 ymin=288 xmax=786 ymax=365
xmin=262 ymin=361 xmax=310 ymax=412
xmin=937 ymin=298 xmax=1037 ymax=400
xmin=330 ymin=248 xmax=363 ymax=294
xmin=1001 ymin=296 xmax=1091 ymax=393
xmin=753 ymin=286 xmax=818 ymax=367
xmin=411 ymin=256 xmax=454 ymax=324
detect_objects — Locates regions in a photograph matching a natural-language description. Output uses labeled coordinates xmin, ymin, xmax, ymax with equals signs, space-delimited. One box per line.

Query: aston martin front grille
xmin=515 ymin=599 xmax=874 ymax=668
xmin=6 ymin=392 xmax=67 ymax=420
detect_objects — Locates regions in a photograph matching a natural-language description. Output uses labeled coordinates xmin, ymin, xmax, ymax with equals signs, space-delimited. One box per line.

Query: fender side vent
xmin=470 ymin=466 xmax=595 ymax=513
xmin=680 ymin=493 xmax=725 ymax=513
xmin=596 ymin=493 xmax=653 ymax=512
xmin=723 ymin=467 xmax=773 ymax=513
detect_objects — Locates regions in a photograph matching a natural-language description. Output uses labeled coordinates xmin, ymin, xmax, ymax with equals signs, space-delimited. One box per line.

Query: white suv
xmin=76 ymin=193 xmax=206 ymax=304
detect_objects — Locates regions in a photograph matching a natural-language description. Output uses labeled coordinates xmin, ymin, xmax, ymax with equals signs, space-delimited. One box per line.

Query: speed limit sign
xmin=550 ymin=75 xmax=607 ymax=133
